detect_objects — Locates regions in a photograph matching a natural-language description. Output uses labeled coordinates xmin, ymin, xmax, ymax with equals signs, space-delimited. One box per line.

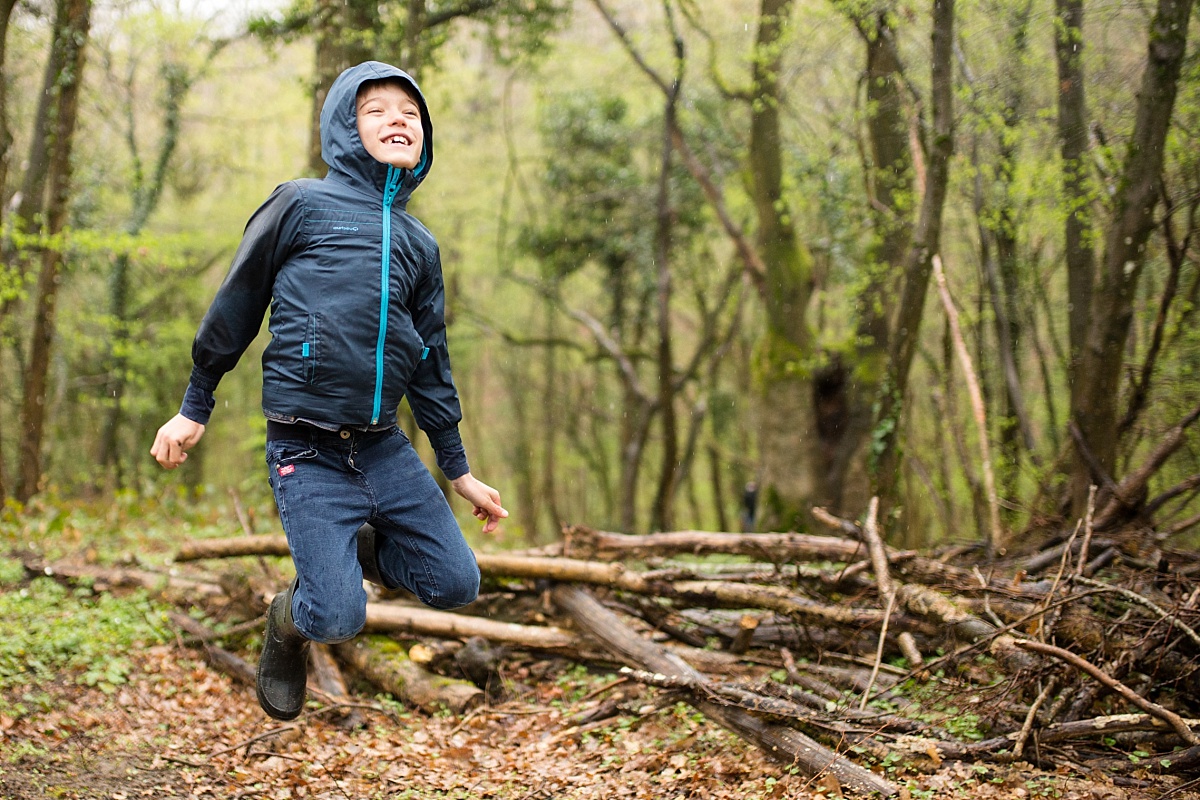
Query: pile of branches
xmin=31 ymin=499 xmax=1200 ymax=796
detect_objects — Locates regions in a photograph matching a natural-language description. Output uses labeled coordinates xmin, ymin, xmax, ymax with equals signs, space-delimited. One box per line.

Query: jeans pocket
xmin=266 ymin=440 xmax=319 ymax=470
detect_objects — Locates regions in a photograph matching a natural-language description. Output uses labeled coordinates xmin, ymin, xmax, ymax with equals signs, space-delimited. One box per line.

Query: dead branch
xmin=38 ymin=559 xmax=226 ymax=598
xmin=1095 ymin=400 xmax=1200 ymax=529
xmin=168 ymin=612 xmax=257 ymax=687
xmin=933 ymin=254 xmax=1003 ymax=554
xmin=1015 ymin=639 xmax=1200 ymax=745
xmin=561 ymin=525 xmax=870 ymax=563
xmin=552 ymin=584 xmax=898 ymax=796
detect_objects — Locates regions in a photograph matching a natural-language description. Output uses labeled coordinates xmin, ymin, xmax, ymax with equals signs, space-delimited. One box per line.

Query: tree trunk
xmin=1056 ymin=0 xmax=1095 ymax=393
xmin=307 ymin=0 xmax=377 ymax=177
xmin=975 ymin=1 xmax=1036 ymax=517
xmin=748 ymin=0 xmax=820 ymax=532
xmin=870 ymin=0 xmax=956 ymax=533
xmin=0 ymin=0 xmax=16 ymax=225
xmin=16 ymin=0 xmax=92 ymax=503
xmin=650 ymin=29 xmax=683 ymax=533
xmin=1070 ymin=0 xmax=1195 ymax=512
xmin=815 ymin=8 xmax=915 ymax=521
xmin=0 ymin=0 xmax=17 ymax=499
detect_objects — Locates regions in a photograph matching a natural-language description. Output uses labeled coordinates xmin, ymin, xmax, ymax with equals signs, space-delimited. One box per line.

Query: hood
xmin=320 ymin=61 xmax=433 ymax=201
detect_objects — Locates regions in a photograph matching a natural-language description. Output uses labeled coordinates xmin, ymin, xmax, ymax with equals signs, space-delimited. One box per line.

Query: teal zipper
xmin=372 ymin=166 xmax=404 ymax=424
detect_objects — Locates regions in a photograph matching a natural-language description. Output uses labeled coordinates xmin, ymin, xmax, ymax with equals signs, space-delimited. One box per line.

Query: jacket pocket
xmin=302 ymin=314 xmax=322 ymax=385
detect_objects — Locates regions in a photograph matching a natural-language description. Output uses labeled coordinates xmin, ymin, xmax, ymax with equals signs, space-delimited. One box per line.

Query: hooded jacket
xmin=184 ymin=62 xmax=466 ymax=474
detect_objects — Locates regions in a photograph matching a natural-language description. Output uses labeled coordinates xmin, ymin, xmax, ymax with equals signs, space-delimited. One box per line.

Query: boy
xmin=151 ymin=61 xmax=506 ymax=721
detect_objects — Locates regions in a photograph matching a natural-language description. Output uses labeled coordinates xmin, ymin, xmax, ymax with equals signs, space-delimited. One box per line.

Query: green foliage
xmin=0 ymin=0 xmax=1197 ymax=547
xmin=0 ymin=578 xmax=170 ymax=699
xmin=520 ymin=92 xmax=648 ymax=281
xmin=251 ymin=0 xmax=569 ymax=73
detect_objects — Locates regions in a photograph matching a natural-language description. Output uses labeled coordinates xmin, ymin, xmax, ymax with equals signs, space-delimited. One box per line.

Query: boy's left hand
xmin=450 ymin=473 xmax=508 ymax=534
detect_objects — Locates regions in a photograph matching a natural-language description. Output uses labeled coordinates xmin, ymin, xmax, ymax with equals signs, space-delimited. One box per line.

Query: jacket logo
xmin=331 ymin=225 xmax=360 ymax=232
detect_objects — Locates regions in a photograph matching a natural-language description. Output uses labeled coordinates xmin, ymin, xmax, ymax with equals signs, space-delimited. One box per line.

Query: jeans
xmin=265 ymin=423 xmax=480 ymax=644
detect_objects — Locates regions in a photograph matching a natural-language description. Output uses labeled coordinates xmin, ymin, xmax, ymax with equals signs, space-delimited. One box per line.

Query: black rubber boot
xmin=356 ymin=523 xmax=387 ymax=587
xmin=256 ymin=580 xmax=310 ymax=720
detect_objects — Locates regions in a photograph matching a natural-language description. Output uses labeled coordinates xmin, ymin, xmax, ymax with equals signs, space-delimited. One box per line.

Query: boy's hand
xmin=450 ymin=473 xmax=508 ymax=534
xmin=151 ymin=414 xmax=206 ymax=469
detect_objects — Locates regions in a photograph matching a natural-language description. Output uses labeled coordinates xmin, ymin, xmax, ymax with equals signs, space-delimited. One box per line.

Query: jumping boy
xmin=151 ymin=61 xmax=506 ymax=721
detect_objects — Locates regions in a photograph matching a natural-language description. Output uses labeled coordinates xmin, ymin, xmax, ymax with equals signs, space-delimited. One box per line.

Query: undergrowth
xmin=0 ymin=563 xmax=171 ymax=704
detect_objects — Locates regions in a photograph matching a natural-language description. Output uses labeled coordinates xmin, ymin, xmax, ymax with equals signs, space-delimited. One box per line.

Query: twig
xmin=1000 ymin=676 xmax=1058 ymax=763
xmin=1015 ymin=639 xmax=1200 ymax=745
xmin=1039 ymin=517 xmax=1083 ymax=640
xmin=890 ymin=589 xmax=1108 ymax=686
xmin=245 ymin=750 xmax=306 ymax=763
xmin=1075 ymin=484 xmax=1097 ymax=577
xmin=207 ymin=725 xmax=298 ymax=759
xmin=858 ymin=498 xmax=894 ymax=710
xmin=305 ymin=702 xmax=399 ymax=722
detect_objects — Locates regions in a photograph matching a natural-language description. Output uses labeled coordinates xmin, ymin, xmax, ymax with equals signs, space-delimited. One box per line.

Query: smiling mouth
xmin=385 ymin=135 xmax=411 ymax=145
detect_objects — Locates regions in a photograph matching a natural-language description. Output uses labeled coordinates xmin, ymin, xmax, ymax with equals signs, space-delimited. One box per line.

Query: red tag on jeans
xmin=278 ymin=464 xmax=296 ymax=477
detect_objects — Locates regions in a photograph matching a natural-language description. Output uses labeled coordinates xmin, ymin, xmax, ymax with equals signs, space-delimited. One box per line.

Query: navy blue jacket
xmin=182 ymin=62 xmax=467 ymax=477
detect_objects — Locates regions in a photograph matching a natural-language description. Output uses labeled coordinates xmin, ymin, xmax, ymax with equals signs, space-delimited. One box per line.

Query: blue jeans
xmin=265 ymin=424 xmax=480 ymax=644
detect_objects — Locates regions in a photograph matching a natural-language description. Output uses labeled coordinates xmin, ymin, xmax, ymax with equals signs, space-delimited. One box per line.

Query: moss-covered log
xmin=334 ymin=635 xmax=484 ymax=715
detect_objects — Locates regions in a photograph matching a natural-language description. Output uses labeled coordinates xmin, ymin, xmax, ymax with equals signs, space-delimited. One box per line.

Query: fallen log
xmin=561 ymin=525 xmax=873 ymax=564
xmin=310 ymin=643 xmax=367 ymax=728
xmin=198 ymin=541 xmax=928 ymax=636
xmin=668 ymin=580 xmax=934 ymax=635
xmin=551 ymin=584 xmax=897 ymax=797
xmin=363 ymin=601 xmax=579 ymax=652
xmin=176 ymin=534 xmax=289 ymax=561
xmin=334 ymin=635 xmax=484 ymax=714
xmin=37 ymin=559 xmax=226 ymax=598
xmin=362 ymin=599 xmax=750 ymax=675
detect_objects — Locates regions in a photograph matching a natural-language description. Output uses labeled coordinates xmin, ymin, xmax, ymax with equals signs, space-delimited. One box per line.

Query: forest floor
xmin=0 ymin=590 xmax=1185 ymax=800
xmin=0 ymin=495 xmax=1195 ymax=800
xmin=0 ymin=638 xmax=1166 ymax=800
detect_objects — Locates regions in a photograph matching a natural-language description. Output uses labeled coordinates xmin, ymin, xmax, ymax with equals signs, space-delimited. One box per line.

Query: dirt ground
xmin=0 ymin=645 xmax=1191 ymax=800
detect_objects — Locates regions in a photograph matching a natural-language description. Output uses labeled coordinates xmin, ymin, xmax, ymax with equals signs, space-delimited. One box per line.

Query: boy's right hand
xmin=151 ymin=414 xmax=206 ymax=469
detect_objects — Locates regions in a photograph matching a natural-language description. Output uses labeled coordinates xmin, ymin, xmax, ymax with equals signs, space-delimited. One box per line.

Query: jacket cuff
xmin=188 ymin=365 xmax=222 ymax=394
xmin=435 ymin=444 xmax=469 ymax=482
xmin=179 ymin=382 xmax=216 ymax=425
xmin=427 ymin=425 xmax=462 ymax=451
xmin=428 ymin=426 xmax=467 ymax=480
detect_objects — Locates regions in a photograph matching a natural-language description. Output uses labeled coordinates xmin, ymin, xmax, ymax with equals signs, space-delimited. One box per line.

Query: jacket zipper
xmin=373 ymin=166 xmax=404 ymax=424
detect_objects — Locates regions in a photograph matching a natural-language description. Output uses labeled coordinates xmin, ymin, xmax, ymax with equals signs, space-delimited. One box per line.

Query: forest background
xmin=0 ymin=0 xmax=1197 ymax=554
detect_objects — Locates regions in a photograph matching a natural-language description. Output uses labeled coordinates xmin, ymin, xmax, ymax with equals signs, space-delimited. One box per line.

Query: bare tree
xmin=1068 ymin=0 xmax=1195 ymax=513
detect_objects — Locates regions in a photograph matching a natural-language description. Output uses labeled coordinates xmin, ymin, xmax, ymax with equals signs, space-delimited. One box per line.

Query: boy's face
xmin=356 ymin=81 xmax=424 ymax=170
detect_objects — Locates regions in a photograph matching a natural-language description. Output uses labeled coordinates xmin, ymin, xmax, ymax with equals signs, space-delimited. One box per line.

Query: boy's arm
xmin=151 ymin=184 xmax=303 ymax=470
xmin=406 ymin=244 xmax=468 ymax=479
xmin=188 ymin=183 xmax=305 ymax=396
